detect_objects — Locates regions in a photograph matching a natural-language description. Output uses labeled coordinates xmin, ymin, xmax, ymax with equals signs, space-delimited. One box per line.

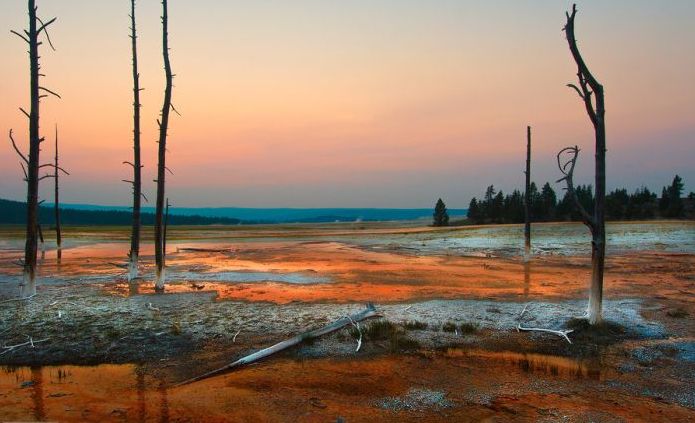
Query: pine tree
xmin=433 ymin=198 xmax=449 ymax=227
xmin=666 ymin=175 xmax=684 ymax=218
xmin=467 ymin=198 xmax=480 ymax=223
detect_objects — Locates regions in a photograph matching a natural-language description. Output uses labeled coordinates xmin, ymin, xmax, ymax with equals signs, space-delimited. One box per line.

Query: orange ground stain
xmin=2 ymin=354 xmax=692 ymax=422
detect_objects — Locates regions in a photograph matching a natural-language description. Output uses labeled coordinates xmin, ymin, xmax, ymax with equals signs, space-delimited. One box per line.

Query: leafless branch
xmin=556 ymin=146 xmax=595 ymax=230
xmin=516 ymin=304 xmax=573 ymax=344
xmin=19 ymin=107 xmax=30 ymax=118
xmin=10 ymin=29 xmax=29 ymax=43
xmin=39 ymin=86 xmax=61 ymax=99
xmin=36 ymin=16 xmax=57 ymax=50
xmin=39 ymin=163 xmax=69 ymax=175
xmin=566 ymin=83 xmax=584 ymax=100
xmin=9 ymin=129 xmax=29 ymax=164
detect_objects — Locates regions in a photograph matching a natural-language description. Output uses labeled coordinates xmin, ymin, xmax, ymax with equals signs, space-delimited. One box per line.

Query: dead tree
xmin=154 ymin=0 xmax=175 ymax=292
xmin=53 ymin=124 xmax=69 ymax=262
xmin=557 ymin=4 xmax=606 ymax=325
xmin=124 ymin=0 xmax=144 ymax=281
xmin=163 ymin=198 xmax=170 ymax=258
xmin=524 ymin=126 xmax=532 ymax=261
xmin=9 ymin=0 xmax=59 ymax=297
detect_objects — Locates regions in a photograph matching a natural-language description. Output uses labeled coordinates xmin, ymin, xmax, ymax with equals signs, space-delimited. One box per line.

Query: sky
xmin=1 ymin=0 xmax=694 ymax=208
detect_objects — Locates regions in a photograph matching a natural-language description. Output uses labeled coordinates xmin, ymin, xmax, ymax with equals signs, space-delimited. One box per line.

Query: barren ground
xmin=1 ymin=220 xmax=694 ymax=422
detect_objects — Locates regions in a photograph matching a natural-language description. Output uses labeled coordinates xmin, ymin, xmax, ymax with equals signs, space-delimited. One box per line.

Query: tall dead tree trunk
xmin=524 ymin=125 xmax=532 ymax=261
xmin=163 ymin=198 xmax=170 ymax=258
xmin=557 ymin=4 xmax=606 ymax=325
xmin=53 ymin=124 xmax=69 ymax=262
xmin=125 ymin=0 xmax=143 ymax=281
xmin=154 ymin=0 xmax=174 ymax=292
xmin=9 ymin=1 xmax=58 ymax=298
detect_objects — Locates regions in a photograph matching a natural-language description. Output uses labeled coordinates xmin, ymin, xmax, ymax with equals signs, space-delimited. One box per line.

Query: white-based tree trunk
xmin=20 ymin=268 xmax=36 ymax=297
xmin=154 ymin=266 xmax=165 ymax=292
xmin=127 ymin=253 xmax=138 ymax=282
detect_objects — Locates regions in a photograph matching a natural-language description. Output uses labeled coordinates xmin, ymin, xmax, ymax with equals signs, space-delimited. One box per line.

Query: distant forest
xmin=467 ymin=175 xmax=694 ymax=224
xmin=0 ymin=198 xmax=242 ymax=226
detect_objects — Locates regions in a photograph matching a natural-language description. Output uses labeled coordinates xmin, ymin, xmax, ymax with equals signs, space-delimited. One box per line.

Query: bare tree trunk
xmin=9 ymin=1 xmax=58 ymax=297
xmin=9 ymin=2 xmax=55 ymax=297
xmin=21 ymin=0 xmax=41 ymax=298
xmin=154 ymin=0 xmax=174 ymax=292
xmin=37 ymin=222 xmax=45 ymax=260
xmin=126 ymin=0 xmax=143 ymax=281
xmin=557 ymin=4 xmax=606 ymax=325
xmin=524 ymin=125 xmax=531 ymax=261
xmin=54 ymin=125 xmax=62 ymax=262
xmin=164 ymin=198 xmax=170 ymax=258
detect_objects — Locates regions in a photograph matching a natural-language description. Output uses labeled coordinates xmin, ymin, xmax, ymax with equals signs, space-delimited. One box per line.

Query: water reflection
xmin=0 ymin=364 xmax=169 ymax=422
xmin=523 ymin=261 xmax=531 ymax=298
xmin=446 ymin=348 xmax=604 ymax=380
xmin=31 ymin=366 xmax=45 ymax=422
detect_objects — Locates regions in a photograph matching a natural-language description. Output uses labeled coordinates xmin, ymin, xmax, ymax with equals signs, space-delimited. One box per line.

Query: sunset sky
xmin=1 ymin=0 xmax=693 ymax=208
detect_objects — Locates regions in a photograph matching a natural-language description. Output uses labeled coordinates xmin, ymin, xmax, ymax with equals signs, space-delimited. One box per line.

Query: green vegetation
xmin=458 ymin=322 xmax=479 ymax=334
xmin=403 ymin=321 xmax=428 ymax=330
xmin=666 ymin=308 xmax=689 ymax=318
xmin=442 ymin=322 xmax=457 ymax=333
xmin=432 ymin=198 xmax=449 ymax=227
xmin=351 ymin=320 xmax=421 ymax=352
xmin=467 ymin=174 xmax=693 ymax=224
xmin=0 ymin=198 xmax=241 ymax=226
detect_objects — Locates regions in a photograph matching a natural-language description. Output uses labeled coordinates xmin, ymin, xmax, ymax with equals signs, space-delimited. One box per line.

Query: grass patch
xmin=458 ymin=322 xmax=479 ymax=334
xmin=666 ymin=308 xmax=689 ymax=318
xmin=565 ymin=318 xmax=626 ymax=344
xmin=442 ymin=322 xmax=457 ymax=333
xmin=403 ymin=321 xmax=428 ymax=330
xmin=351 ymin=320 xmax=421 ymax=352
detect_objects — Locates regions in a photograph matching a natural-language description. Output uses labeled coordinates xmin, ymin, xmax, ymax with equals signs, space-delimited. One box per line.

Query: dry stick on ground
xmin=1 ymin=336 xmax=49 ymax=355
xmin=558 ymin=3 xmax=607 ymax=325
xmin=516 ymin=304 xmax=574 ymax=344
xmin=175 ymin=304 xmax=382 ymax=387
xmin=176 ymin=247 xmax=231 ymax=253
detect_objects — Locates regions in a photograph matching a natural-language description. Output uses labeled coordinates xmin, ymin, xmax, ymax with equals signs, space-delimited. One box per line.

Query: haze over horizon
xmin=1 ymin=0 xmax=693 ymax=208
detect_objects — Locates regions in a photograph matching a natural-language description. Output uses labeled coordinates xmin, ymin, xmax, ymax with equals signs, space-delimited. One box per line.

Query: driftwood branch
xmin=176 ymin=247 xmax=230 ymax=253
xmin=516 ymin=304 xmax=573 ymax=344
xmin=1 ymin=336 xmax=49 ymax=355
xmin=175 ymin=304 xmax=382 ymax=387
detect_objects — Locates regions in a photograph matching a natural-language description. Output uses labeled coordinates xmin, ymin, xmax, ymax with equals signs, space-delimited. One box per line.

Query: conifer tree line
xmin=467 ymin=175 xmax=693 ymax=224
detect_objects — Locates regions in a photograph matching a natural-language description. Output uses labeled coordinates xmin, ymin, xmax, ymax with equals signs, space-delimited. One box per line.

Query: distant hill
xmin=1 ymin=198 xmax=468 ymax=225
xmin=41 ymin=203 xmax=468 ymax=223
xmin=0 ymin=198 xmax=242 ymax=226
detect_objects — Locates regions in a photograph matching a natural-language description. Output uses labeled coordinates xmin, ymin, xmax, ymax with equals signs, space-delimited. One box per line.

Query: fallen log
xmin=175 ymin=303 xmax=382 ymax=386
xmin=176 ymin=247 xmax=231 ymax=253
